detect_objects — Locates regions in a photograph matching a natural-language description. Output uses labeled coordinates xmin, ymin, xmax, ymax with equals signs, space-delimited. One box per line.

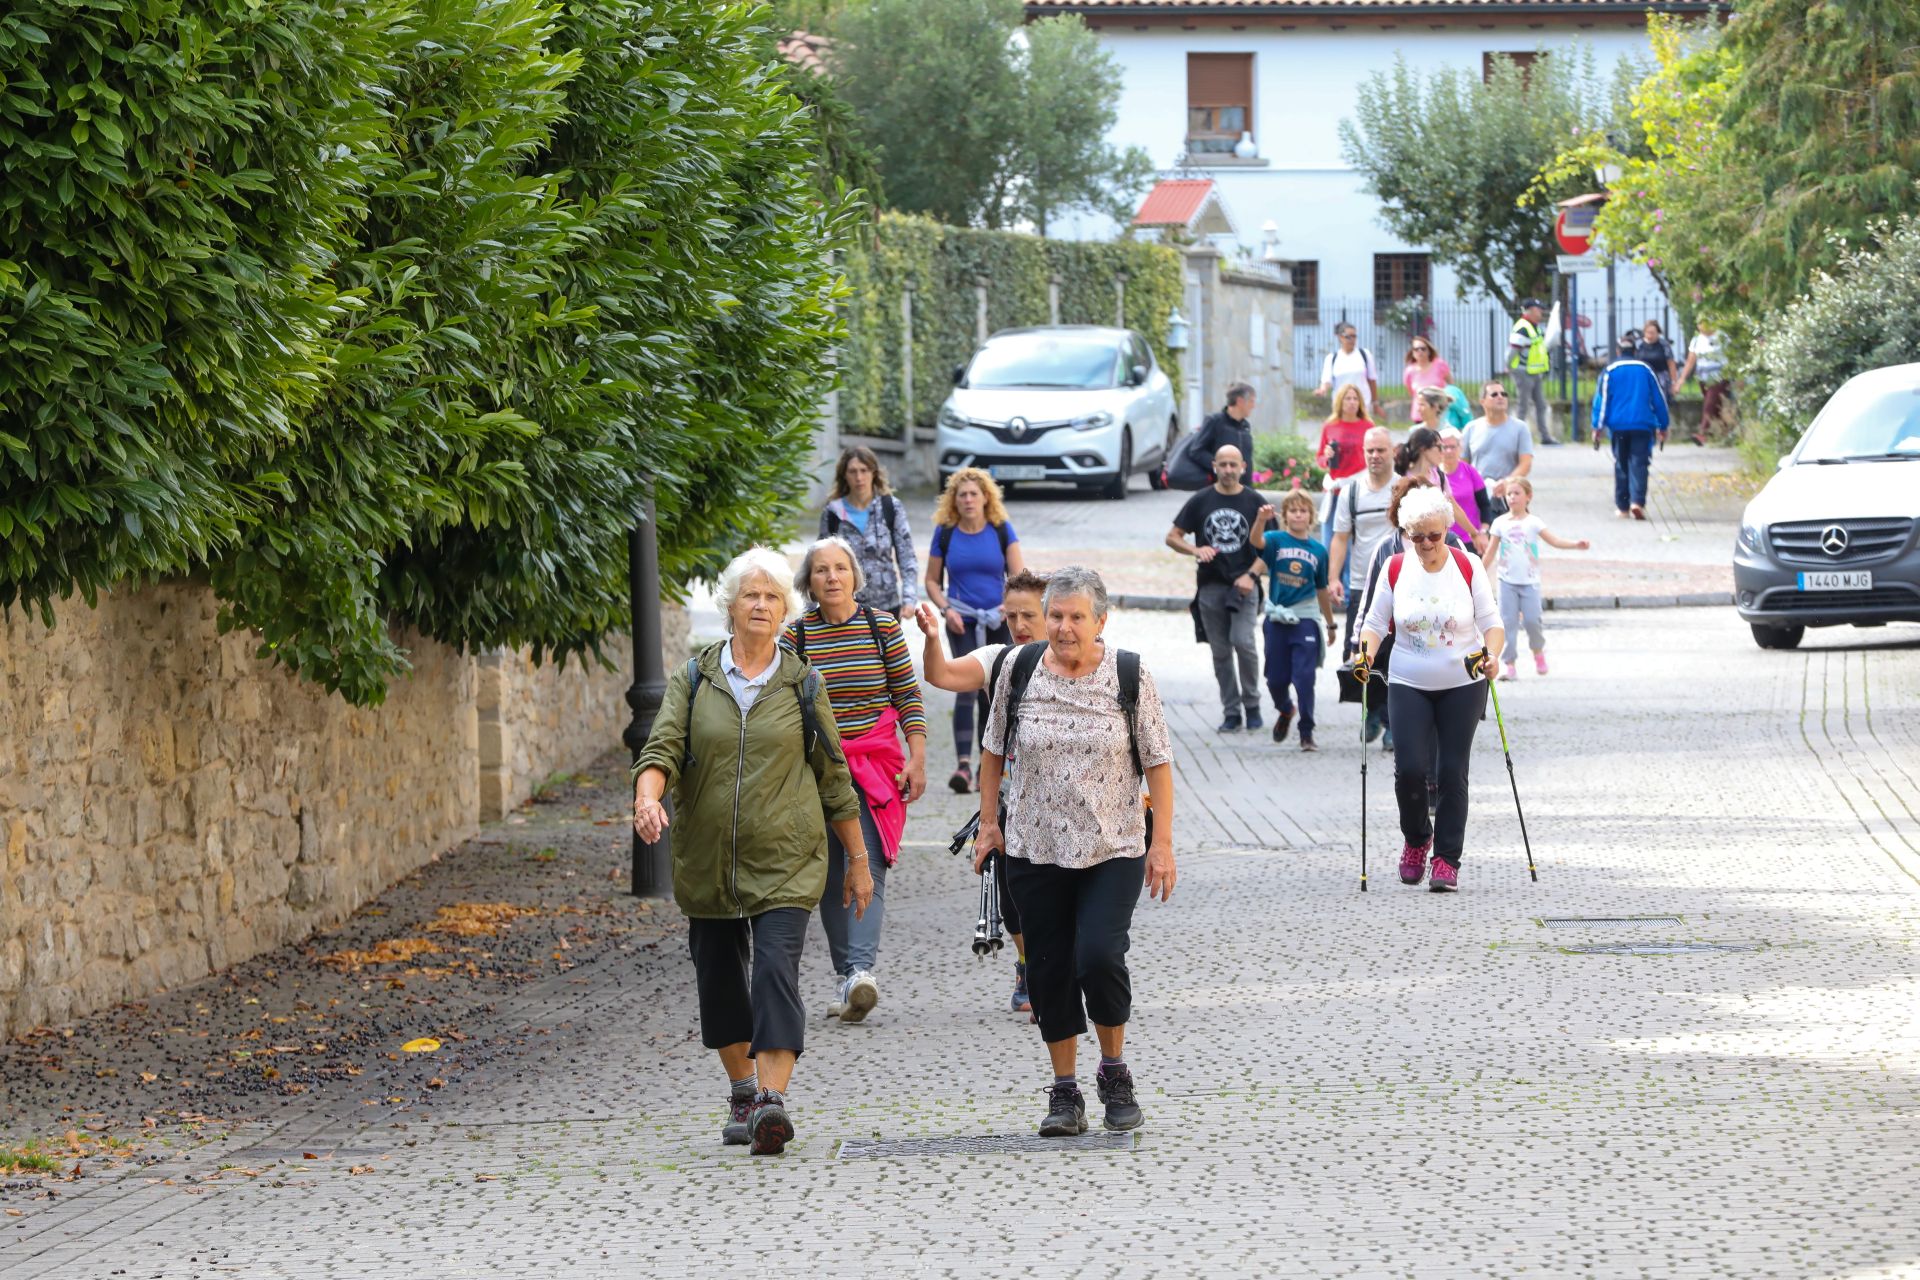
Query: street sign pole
xmin=1570 ymin=271 xmax=1583 ymax=443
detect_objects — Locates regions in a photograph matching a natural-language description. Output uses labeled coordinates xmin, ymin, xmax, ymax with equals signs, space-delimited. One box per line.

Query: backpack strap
xmin=797 ymin=667 xmax=837 ymax=764
xmin=680 ymin=656 xmax=704 ymax=774
xmin=787 ymin=613 xmax=810 ymax=663
xmin=1116 ymin=649 xmax=1144 ymax=779
xmin=933 ymin=522 xmax=953 ymax=560
xmin=862 ymin=605 xmax=886 ymax=658
xmin=824 ymin=507 xmax=842 ymax=536
xmin=998 ymin=642 xmax=1048 ymax=761
xmin=881 ymin=494 xmax=898 ymax=540
xmin=1387 ymin=551 xmax=1405 ymax=591
xmin=1448 ymin=545 xmax=1476 ymax=585
xmin=993 ymin=521 xmax=1010 ymax=557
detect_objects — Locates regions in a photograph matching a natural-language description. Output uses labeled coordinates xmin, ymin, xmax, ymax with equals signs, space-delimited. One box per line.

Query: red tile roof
xmin=1133 ymin=179 xmax=1217 ymax=227
xmin=779 ymin=31 xmax=831 ymax=76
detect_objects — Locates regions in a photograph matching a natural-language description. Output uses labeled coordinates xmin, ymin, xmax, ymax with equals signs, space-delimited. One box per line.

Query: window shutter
xmin=1188 ymin=53 xmax=1252 ymax=109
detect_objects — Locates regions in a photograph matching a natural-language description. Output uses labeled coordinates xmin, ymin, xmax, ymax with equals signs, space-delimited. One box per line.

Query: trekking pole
xmin=1479 ymin=660 xmax=1539 ymax=883
xmin=1359 ymin=673 xmax=1369 ymax=893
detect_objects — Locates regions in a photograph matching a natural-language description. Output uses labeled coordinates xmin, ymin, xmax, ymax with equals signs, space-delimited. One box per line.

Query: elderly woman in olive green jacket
xmin=632 ymin=547 xmax=873 ymax=1157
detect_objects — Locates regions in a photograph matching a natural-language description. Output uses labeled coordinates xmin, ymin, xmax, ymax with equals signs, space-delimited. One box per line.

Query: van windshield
xmin=1798 ymin=379 xmax=1920 ymax=462
xmin=966 ymin=335 xmax=1121 ymax=390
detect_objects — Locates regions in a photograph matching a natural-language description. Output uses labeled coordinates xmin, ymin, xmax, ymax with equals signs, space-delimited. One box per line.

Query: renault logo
xmin=1007 ymin=416 xmax=1029 ymax=440
xmin=1820 ymin=524 xmax=1850 ymax=556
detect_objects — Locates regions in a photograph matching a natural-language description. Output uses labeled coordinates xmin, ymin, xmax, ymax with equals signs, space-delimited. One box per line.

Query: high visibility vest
xmin=1510 ymin=317 xmax=1549 ymax=375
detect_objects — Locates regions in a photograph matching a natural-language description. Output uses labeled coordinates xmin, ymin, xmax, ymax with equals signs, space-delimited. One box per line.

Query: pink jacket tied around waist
xmin=840 ymin=705 xmax=906 ymax=865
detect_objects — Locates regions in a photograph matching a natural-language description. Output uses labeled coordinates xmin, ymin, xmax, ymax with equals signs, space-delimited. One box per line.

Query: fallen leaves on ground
xmin=400 ymin=1037 xmax=441 ymax=1054
xmin=320 ymin=937 xmax=442 ymax=970
xmin=426 ymin=903 xmax=532 ymax=937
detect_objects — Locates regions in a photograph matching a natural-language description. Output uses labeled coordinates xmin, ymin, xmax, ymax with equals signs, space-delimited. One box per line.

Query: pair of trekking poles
xmin=1355 ymin=649 xmax=1538 ymax=893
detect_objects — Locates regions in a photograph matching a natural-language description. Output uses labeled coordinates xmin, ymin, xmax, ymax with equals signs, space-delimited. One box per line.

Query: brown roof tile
xmin=1133 ymin=179 xmax=1217 ymax=227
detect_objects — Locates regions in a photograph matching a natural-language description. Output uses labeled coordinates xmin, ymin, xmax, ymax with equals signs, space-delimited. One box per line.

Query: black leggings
xmin=1387 ymin=681 xmax=1487 ymax=867
xmin=1004 ymin=854 xmax=1145 ymax=1043
xmin=949 ymin=621 xmax=1011 ymax=761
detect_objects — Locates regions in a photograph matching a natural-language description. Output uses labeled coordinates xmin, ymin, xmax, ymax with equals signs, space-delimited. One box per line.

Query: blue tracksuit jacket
xmin=1591 ymin=358 xmax=1670 ymax=433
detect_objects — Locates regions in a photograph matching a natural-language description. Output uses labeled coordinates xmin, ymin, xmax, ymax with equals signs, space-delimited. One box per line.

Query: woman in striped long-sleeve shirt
xmin=786 ymin=537 xmax=928 ymax=1024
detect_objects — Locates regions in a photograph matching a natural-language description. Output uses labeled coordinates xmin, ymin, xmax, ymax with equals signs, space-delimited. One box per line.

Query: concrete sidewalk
xmin=5 ymin=600 xmax=1918 ymax=1279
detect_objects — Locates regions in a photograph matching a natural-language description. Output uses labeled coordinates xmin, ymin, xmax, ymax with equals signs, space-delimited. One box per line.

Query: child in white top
xmin=1481 ymin=478 xmax=1590 ymax=679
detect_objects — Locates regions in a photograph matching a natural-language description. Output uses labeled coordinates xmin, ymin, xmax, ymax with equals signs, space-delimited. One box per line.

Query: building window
xmin=1373 ymin=253 xmax=1430 ymax=312
xmin=1483 ymin=51 xmax=1542 ymax=88
xmin=1187 ymin=53 xmax=1252 ymax=155
xmin=1291 ymin=260 xmax=1319 ymax=324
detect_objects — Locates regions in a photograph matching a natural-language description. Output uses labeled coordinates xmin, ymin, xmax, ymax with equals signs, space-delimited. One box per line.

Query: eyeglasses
xmin=1484 ymin=390 xmax=1507 ymax=398
xmin=1407 ymin=530 xmax=1446 ymax=545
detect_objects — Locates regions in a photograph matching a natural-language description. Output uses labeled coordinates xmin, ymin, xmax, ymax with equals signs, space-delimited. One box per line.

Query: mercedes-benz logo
xmin=1007 ymin=416 xmax=1029 ymax=440
xmin=1820 ymin=524 xmax=1850 ymax=556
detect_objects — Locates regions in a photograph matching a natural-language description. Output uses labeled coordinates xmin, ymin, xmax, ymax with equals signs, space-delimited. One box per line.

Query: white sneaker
xmin=827 ymin=975 xmax=849 ymax=1019
xmin=840 ymin=969 xmax=879 ymax=1023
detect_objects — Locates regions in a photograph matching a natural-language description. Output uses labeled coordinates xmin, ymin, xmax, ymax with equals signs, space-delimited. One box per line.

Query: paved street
xmin=6 ymin=579 xmax=1920 ymax=1276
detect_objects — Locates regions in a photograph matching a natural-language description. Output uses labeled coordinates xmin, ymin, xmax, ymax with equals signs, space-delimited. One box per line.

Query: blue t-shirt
xmin=840 ymin=503 xmax=872 ymax=535
xmin=1260 ymin=530 xmax=1328 ymax=609
xmin=938 ymin=522 xmax=1018 ymax=609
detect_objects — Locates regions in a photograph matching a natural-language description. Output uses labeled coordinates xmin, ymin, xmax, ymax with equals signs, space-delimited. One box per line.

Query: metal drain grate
xmin=1540 ymin=915 xmax=1683 ymax=929
xmin=837 ymin=1131 xmax=1138 ymax=1159
xmin=1561 ymin=941 xmax=1766 ymax=956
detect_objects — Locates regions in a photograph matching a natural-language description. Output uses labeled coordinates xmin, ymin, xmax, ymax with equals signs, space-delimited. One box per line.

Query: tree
xmin=1340 ymin=50 xmax=1627 ymax=312
xmin=826 ymin=0 xmax=1147 ymax=233
xmin=1006 ymin=17 xmax=1153 ymax=237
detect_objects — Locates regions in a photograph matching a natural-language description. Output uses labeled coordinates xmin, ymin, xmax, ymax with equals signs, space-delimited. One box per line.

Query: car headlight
xmin=938 ymin=404 xmax=968 ymax=431
xmin=1071 ymin=411 xmax=1113 ymax=431
xmin=1737 ymin=519 xmax=1762 ymax=551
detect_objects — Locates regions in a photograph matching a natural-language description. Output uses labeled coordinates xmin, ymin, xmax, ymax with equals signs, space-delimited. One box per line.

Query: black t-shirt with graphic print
xmin=1174 ymin=486 xmax=1268 ymax=588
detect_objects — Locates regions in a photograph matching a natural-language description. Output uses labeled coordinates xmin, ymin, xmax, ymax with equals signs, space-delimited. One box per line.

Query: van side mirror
xmin=951 ymin=364 xmax=967 ymax=386
xmin=1128 ymin=364 xmax=1147 ymax=387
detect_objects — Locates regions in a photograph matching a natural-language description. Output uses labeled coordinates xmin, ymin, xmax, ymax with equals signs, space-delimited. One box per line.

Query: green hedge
xmin=0 ymin=0 xmax=854 ymax=705
xmin=838 ymin=213 xmax=1184 ymax=437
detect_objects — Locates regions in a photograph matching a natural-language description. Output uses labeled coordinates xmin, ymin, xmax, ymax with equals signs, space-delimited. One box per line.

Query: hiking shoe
xmin=1216 ymin=715 xmax=1243 ymax=734
xmin=1381 ymin=727 xmax=1394 ymax=752
xmin=1245 ymin=710 xmax=1263 ymax=732
xmin=1534 ymin=652 xmax=1549 ymax=676
xmin=749 ymin=1089 xmax=794 ymax=1155
xmin=1038 ymin=1081 xmax=1088 ymax=1137
xmin=840 ymin=969 xmax=878 ymax=1023
xmin=1499 ymin=662 xmax=1517 ymax=682
xmin=1364 ymin=711 xmax=1383 ymax=744
xmin=948 ymin=761 xmax=972 ymax=794
xmin=1273 ymin=707 xmax=1295 ymax=743
xmin=1399 ymin=838 xmax=1431 ymax=885
xmin=1010 ymin=961 xmax=1031 ymax=1014
xmin=1300 ymin=736 xmax=1318 ymax=753
xmin=723 ymin=1087 xmax=754 ymax=1146
xmin=1096 ymin=1063 xmax=1143 ymax=1132
xmin=1429 ymin=857 xmax=1459 ymax=893
xmin=1630 ymin=504 xmax=1647 ymax=521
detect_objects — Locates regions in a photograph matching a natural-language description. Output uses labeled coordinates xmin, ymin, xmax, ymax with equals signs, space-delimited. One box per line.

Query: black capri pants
xmin=686 ymin=907 xmax=809 ymax=1057
xmin=1004 ymin=854 xmax=1145 ymax=1043
xmin=1387 ymin=681 xmax=1488 ymax=869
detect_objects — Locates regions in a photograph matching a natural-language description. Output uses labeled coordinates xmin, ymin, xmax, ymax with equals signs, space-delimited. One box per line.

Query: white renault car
xmin=935 ymin=326 xmax=1178 ymax=501
xmin=1734 ymin=363 xmax=1920 ymax=649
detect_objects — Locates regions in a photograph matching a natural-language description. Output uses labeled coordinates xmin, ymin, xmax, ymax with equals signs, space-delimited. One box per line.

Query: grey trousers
xmin=1196 ymin=580 xmax=1260 ymax=720
xmin=1510 ymin=368 xmax=1554 ymax=442
xmin=1499 ymin=581 xmax=1546 ymax=661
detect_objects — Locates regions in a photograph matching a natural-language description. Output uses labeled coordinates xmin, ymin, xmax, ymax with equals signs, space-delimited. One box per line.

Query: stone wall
xmin=1180 ymin=247 xmax=1296 ymax=432
xmin=0 ymin=584 xmax=690 ymax=1038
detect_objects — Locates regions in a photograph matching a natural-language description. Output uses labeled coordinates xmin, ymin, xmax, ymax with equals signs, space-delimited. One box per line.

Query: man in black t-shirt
xmin=1166 ymin=444 xmax=1267 ymax=732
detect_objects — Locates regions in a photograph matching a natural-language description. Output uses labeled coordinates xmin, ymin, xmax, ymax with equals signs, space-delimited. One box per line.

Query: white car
xmin=935 ymin=326 xmax=1178 ymax=501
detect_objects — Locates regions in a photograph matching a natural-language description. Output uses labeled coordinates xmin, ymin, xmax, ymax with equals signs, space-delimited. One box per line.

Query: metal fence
xmin=1294 ymin=294 xmax=1678 ymax=393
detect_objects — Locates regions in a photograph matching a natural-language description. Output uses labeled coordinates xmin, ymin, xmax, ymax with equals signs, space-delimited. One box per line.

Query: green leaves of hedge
xmin=1 ymin=0 xmax=853 ymax=704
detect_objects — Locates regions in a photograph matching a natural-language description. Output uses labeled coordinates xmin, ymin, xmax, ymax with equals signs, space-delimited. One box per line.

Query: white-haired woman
xmin=977 ymin=566 xmax=1176 ymax=1137
xmin=785 ymin=537 xmax=927 ymax=1024
xmin=632 ymin=547 xmax=872 ymax=1156
xmin=1354 ymin=489 xmax=1504 ymax=893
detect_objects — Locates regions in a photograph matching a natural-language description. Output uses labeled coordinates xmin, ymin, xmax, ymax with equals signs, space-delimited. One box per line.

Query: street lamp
xmin=1165 ymin=306 xmax=1191 ymax=351
xmin=1594 ymin=161 xmax=1623 ymax=186
xmin=623 ymin=494 xmax=670 ymax=897
xmin=1261 ymin=219 xmax=1281 ymax=262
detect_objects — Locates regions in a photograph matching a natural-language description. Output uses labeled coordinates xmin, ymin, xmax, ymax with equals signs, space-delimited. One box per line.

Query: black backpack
xmin=824 ymin=494 xmax=899 ymax=542
xmin=678 ymin=646 xmax=833 ymax=774
xmin=786 ymin=605 xmax=887 ymax=664
xmin=988 ymin=643 xmax=1145 ymax=778
xmin=932 ymin=519 xmax=1010 ymax=561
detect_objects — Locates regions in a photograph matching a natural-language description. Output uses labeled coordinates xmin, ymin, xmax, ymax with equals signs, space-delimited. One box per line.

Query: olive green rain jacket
xmin=634 ymin=642 xmax=859 ymax=919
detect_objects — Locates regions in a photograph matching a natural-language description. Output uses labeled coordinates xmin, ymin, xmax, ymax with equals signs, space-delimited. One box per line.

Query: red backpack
xmin=1384 ymin=546 xmax=1476 ymax=633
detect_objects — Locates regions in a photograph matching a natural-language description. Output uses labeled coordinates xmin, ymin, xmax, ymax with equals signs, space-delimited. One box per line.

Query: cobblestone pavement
xmin=5 ymin=594 xmax=1919 ymax=1278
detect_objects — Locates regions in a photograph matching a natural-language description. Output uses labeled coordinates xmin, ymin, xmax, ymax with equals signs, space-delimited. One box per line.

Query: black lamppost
xmin=624 ymin=495 xmax=670 ymax=896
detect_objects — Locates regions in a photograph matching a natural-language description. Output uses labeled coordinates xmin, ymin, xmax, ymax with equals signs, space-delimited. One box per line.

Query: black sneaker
xmin=723 ymin=1086 xmax=754 ymax=1146
xmin=1216 ymin=716 xmax=1243 ymax=734
xmin=1244 ymin=710 xmax=1262 ymax=732
xmin=1364 ymin=710 xmax=1383 ymax=744
xmin=749 ymin=1088 xmax=794 ymax=1155
xmin=1038 ymin=1080 xmax=1088 ymax=1137
xmin=1095 ymin=1064 xmax=1143 ymax=1132
xmin=1273 ymin=707 xmax=1295 ymax=743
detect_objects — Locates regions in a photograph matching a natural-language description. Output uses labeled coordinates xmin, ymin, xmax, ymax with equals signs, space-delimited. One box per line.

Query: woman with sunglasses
xmin=1401 ymin=337 xmax=1451 ymax=421
xmin=1395 ymin=412 xmax=1484 ymax=553
xmin=1353 ymin=485 xmax=1504 ymax=893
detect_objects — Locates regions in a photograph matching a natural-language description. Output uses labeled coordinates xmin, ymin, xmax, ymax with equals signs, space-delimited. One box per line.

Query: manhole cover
xmin=837 ymin=1131 xmax=1138 ymax=1159
xmin=1561 ymin=941 xmax=1766 ymax=956
xmin=1540 ymin=915 xmax=1683 ymax=929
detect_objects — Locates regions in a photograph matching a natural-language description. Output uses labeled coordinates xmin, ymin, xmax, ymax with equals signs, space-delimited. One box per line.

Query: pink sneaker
xmin=1534 ymin=652 xmax=1549 ymax=675
xmin=1399 ymin=839 xmax=1431 ymax=885
xmin=1498 ymin=662 xmax=1517 ymax=682
xmin=1429 ymin=857 xmax=1458 ymax=893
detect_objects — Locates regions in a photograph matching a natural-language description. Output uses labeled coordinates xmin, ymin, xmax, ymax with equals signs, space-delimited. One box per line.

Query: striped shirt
xmin=783 ymin=608 xmax=928 ymax=740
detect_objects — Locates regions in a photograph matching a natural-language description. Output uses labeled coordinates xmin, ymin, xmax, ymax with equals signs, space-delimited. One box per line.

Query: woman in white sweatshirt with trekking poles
xmin=1352 ymin=486 xmax=1504 ymax=893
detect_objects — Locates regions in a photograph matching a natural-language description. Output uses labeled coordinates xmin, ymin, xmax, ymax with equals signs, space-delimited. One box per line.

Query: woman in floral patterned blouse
xmin=976 ymin=566 xmax=1175 ymax=1140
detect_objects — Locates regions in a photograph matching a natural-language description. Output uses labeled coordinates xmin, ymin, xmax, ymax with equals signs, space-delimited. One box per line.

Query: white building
xmin=1028 ymin=0 xmax=1716 ymax=387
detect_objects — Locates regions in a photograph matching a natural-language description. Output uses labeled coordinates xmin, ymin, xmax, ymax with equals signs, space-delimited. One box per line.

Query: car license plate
xmin=1797 ymin=570 xmax=1871 ymax=591
xmin=990 ymin=465 xmax=1046 ymax=481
